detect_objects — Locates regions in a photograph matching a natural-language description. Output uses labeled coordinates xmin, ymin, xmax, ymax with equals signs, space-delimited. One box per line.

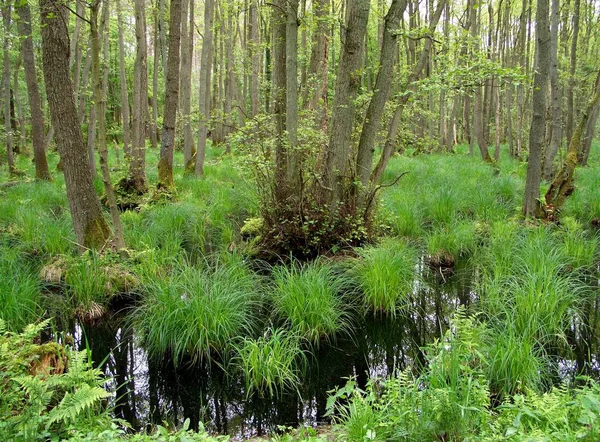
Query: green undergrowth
xmin=133 ymin=255 xmax=262 ymax=364
xmin=350 ymin=237 xmax=419 ymax=316
xmin=329 ymin=312 xmax=600 ymax=441
xmin=271 ymin=260 xmax=355 ymax=347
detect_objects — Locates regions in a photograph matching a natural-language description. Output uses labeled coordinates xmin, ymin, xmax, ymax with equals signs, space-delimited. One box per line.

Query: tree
xmin=522 ymin=0 xmax=550 ymax=217
xmin=194 ymin=0 xmax=214 ymax=177
xmin=15 ymin=0 xmax=52 ymax=181
xmin=2 ymin=0 xmax=16 ymax=175
xmin=40 ymin=0 xmax=110 ymax=249
xmin=157 ymin=0 xmax=182 ymax=189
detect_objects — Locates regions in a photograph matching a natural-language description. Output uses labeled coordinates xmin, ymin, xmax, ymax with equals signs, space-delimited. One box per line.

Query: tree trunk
xmin=543 ymin=0 xmax=562 ymax=180
xmin=303 ymin=0 xmax=329 ymax=129
xmin=371 ymin=0 xmax=444 ymax=184
xmin=545 ymin=71 xmax=600 ymax=212
xmin=182 ymin=0 xmax=194 ymax=166
xmin=323 ymin=0 xmax=370 ymax=209
xmin=116 ymin=0 xmax=131 ymax=158
xmin=285 ymin=0 xmax=300 ymax=189
xmin=91 ymin=0 xmax=125 ymax=250
xmin=2 ymin=0 xmax=16 ymax=175
xmin=194 ymin=0 xmax=214 ymax=176
xmin=16 ymin=0 xmax=52 ymax=181
xmin=249 ymin=0 xmax=260 ymax=116
xmin=523 ymin=0 xmax=550 ymax=217
xmin=40 ymin=0 xmax=110 ymax=249
xmin=565 ymin=0 xmax=580 ymax=143
xmin=355 ymin=0 xmax=407 ymax=210
xmin=129 ymin=0 xmax=148 ymax=193
xmin=158 ymin=0 xmax=182 ymax=188
xmin=271 ymin=0 xmax=287 ymax=193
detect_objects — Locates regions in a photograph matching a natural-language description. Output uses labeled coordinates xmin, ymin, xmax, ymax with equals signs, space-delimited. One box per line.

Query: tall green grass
xmin=233 ymin=328 xmax=306 ymax=399
xmin=351 ymin=238 xmax=419 ymax=316
xmin=272 ymin=260 xmax=354 ymax=346
xmin=134 ymin=257 xmax=262 ymax=363
xmin=0 ymin=245 xmax=42 ymax=330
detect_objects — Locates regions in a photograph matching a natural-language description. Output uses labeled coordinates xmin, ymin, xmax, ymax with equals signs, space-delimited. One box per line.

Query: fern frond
xmin=46 ymin=384 xmax=109 ymax=427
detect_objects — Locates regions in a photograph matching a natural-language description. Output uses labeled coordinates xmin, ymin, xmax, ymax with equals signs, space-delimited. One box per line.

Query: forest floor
xmin=1 ymin=143 xmax=600 ymax=440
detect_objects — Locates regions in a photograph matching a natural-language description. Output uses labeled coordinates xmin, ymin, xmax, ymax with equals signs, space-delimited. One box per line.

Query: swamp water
xmin=65 ymin=260 xmax=598 ymax=439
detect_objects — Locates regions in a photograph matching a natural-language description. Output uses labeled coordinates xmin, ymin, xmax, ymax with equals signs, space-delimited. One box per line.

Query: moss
xmin=157 ymin=157 xmax=175 ymax=190
xmin=83 ymin=216 xmax=111 ymax=250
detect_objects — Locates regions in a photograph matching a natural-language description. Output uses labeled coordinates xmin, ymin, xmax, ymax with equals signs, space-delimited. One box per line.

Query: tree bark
xmin=543 ymin=0 xmax=562 ymax=180
xmin=545 ymin=71 xmax=600 ymax=212
xmin=91 ymin=0 xmax=125 ymax=250
xmin=371 ymin=0 xmax=444 ymax=184
xmin=16 ymin=0 xmax=52 ymax=181
xmin=522 ymin=0 xmax=550 ymax=217
xmin=249 ymin=0 xmax=260 ymax=116
xmin=355 ymin=0 xmax=407 ymax=210
xmin=129 ymin=0 xmax=148 ymax=193
xmin=194 ymin=0 xmax=214 ymax=176
xmin=158 ymin=0 xmax=182 ymax=188
xmin=116 ymin=0 xmax=131 ymax=158
xmin=181 ymin=0 xmax=194 ymax=167
xmin=3 ymin=0 xmax=16 ymax=175
xmin=285 ymin=0 xmax=300 ymax=189
xmin=40 ymin=0 xmax=110 ymax=249
xmin=565 ymin=0 xmax=580 ymax=143
xmin=323 ymin=0 xmax=370 ymax=209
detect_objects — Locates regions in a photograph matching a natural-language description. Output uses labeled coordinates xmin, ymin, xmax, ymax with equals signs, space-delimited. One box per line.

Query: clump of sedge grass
xmin=351 ymin=237 xmax=418 ymax=316
xmin=233 ymin=327 xmax=306 ymax=399
xmin=135 ymin=257 xmax=261 ymax=364
xmin=272 ymin=260 xmax=353 ymax=347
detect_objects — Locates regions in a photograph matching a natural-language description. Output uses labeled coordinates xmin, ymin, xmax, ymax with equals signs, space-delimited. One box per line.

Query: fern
xmin=46 ymin=384 xmax=110 ymax=427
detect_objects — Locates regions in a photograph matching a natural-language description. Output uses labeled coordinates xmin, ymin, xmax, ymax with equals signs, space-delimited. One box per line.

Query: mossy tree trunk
xmin=40 ymin=0 xmax=110 ymax=250
xmin=544 ymin=70 xmax=600 ymax=213
xmin=322 ymin=0 xmax=370 ymax=211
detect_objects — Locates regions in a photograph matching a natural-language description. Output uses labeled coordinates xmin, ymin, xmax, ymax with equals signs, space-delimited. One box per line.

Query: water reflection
xmin=71 ymin=262 xmax=502 ymax=439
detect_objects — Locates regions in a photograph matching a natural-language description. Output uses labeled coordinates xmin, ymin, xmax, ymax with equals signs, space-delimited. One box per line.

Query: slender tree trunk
xmin=151 ymin=0 xmax=160 ymax=149
xmin=16 ymin=0 xmax=52 ymax=181
xmin=116 ymin=0 xmax=131 ymax=158
xmin=580 ymin=102 xmax=599 ymax=167
xmin=194 ymin=0 xmax=214 ymax=176
xmin=158 ymin=0 xmax=182 ymax=188
xmin=371 ymin=0 xmax=444 ymax=184
xmin=182 ymin=0 xmax=194 ymax=166
xmin=40 ymin=0 xmax=110 ymax=249
xmin=3 ymin=0 xmax=16 ymax=175
xmin=271 ymin=0 xmax=287 ymax=192
xmin=91 ymin=0 xmax=125 ymax=250
xmin=285 ymin=0 xmax=300 ymax=189
xmin=249 ymin=0 xmax=260 ymax=116
xmin=543 ymin=0 xmax=562 ymax=180
xmin=129 ymin=0 xmax=148 ymax=193
xmin=323 ymin=0 xmax=370 ymax=209
xmin=523 ymin=0 xmax=550 ymax=217
xmin=356 ymin=0 xmax=407 ymax=210
xmin=303 ymin=0 xmax=329 ymax=129
xmin=565 ymin=0 xmax=580 ymax=143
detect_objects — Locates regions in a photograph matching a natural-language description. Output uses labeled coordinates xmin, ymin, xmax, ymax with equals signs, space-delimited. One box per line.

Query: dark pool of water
xmin=68 ymin=260 xmax=599 ymax=440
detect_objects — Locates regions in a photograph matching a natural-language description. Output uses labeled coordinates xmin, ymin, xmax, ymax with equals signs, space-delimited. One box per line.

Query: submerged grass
xmin=233 ymin=327 xmax=306 ymax=399
xmin=272 ymin=260 xmax=354 ymax=346
xmin=134 ymin=256 xmax=262 ymax=363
